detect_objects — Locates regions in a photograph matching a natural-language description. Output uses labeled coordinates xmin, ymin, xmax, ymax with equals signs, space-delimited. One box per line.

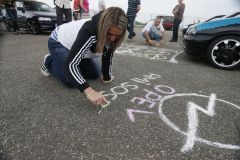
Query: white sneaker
xmin=127 ymin=38 xmax=133 ymax=42
xmin=155 ymin=42 xmax=162 ymax=47
xmin=102 ymin=76 xmax=114 ymax=83
xmin=40 ymin=54 xmax=51 ymax=76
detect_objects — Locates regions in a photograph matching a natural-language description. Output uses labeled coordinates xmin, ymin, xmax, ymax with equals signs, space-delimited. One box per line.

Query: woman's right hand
xmin=84 ymin=87 xmax=108 ymax=107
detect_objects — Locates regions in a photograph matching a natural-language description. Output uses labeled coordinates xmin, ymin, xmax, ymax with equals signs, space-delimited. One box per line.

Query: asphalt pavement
xmin=0 ymin=22 xmax=240 ymax=160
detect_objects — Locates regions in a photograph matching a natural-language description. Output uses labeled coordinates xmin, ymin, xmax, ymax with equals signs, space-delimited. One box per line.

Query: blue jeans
xmin=45 ymin=38 xmax=101 ymax=88
xmin=127 ymin=16 xmax=136 ymax=39
xmin=142 ymin=31 xmax=161 ymax=42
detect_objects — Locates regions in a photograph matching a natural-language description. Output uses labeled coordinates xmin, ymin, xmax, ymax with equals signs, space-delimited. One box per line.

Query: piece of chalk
xmin=98 ymin=101 xmax=110 ymax=114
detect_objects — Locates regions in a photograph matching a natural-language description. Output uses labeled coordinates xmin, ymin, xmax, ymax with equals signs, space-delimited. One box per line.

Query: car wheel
xmin=206 ymin=36 xmax=240 ymax=70
xmin=27 ymin=20 xmax=39 ymax=34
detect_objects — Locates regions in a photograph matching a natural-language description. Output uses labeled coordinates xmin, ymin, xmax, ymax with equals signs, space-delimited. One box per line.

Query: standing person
xmin=170 ymin=0 xmax=185 ymax=42
xmin=98 ymin=0 xmax=106 ymax=12
xmin=54 ymin=0 xmax=72 ymax=26
xmin=40 ymin=7 xmax=128 ymax=107
xmin=126 ymin=0 xmax=141 ymax=41
xmin=142 ymin=18 xmax=164 ymax=47
xmin=4 ymin=0 xmax=19 ymax=34
xmin=73 ymin=0 xmax=89 ymax=20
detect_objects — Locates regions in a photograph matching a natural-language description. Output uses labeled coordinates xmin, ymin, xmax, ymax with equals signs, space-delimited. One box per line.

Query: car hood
xmin=196 ymin=17 xmax=240 ymax=31
xmin=31 ymin=11 xmax=56 ymax=17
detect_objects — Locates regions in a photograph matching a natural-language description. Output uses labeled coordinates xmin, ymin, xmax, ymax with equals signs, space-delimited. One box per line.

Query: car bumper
xmin=38 ymin=21 xmax=56 ymax=31
xmin=183 ymin=34 xmax=211 ymax=56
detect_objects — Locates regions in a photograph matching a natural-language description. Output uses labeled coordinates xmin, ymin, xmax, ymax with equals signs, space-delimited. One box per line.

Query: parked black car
xmin=183 ymin=12 xmax=240 ymax=70
xmin=3 ymin=0 xmax=57 ymax=34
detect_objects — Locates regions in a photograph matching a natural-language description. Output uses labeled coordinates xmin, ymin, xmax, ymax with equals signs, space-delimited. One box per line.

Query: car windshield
xmin=24 ymin=2 xmax=54 ymax=12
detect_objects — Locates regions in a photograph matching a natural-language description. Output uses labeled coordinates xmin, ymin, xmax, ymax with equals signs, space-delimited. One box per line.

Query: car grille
xmin=51 ymin=17 xmax=57 ymax=22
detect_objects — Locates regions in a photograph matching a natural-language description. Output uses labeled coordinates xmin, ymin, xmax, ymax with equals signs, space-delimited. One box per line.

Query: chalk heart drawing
xmin=115 ymin=43 xmax=182 ymax=63
xmin=158 ymin=93 xmax=240 ymax=152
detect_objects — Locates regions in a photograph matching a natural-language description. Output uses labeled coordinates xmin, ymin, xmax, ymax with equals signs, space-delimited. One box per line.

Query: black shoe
xmin=170 ymin=39 xmax=177 ymax=42
xmin=128 ymin=32 xmax=136 ymax=39
xmin=132 ymin=32 xmax=136 ymax=37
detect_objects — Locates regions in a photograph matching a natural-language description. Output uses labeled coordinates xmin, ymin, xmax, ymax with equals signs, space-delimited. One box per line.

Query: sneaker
xmin=102 ymin=75 xmax=115 ymax=83
xmin=169 ymin=39 xmax=177 ymax=42
xmin=40 ymin=54 xmax=51 ymax=76
xmin=127 ymin=38 xmax=133 ymax=42
xmin=155 ymin=42 xmax=162 ymax=47
xmin=132 ymin=32 xmax=136 ymax=38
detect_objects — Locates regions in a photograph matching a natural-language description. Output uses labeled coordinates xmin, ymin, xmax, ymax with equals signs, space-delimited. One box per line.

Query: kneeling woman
xmin=41 ymin=7 xmax=128 ymax=107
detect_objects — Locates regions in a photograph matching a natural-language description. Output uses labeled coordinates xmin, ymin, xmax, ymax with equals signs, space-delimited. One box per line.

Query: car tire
xmin=27 ymin=20 xmax=39 ymax=34
xmin=206 ymin=35 xmax=240 ymax=70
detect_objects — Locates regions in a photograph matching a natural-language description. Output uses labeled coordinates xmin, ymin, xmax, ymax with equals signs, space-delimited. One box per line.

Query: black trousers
xmin=171 ymin=18 xmax=182 ymax=41
xmin=56 ymin=5 xmax=72 ymax=26
xmin=6 ymin=8 xmax=19 ymax=32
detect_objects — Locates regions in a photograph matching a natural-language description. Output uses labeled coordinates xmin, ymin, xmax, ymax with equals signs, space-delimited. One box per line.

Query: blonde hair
xmin=97 ymin=7 xmax=128 ymax=53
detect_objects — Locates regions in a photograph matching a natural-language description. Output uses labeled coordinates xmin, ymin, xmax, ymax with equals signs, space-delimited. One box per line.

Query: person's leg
xmin=64 ymin=8 xmax=72 ymax=23
xmin=127 ymin=16 xmax=136 ymax=39
xmin=73 ymin=11 xmax=78 ymax=21
xmin=79 ymin=58 xmax=101 ymax=79
xmin=79 ymin=9 xmax=86 ymax=20
xmin=149 ymin=31 xmax=161 ymax=46
xmin=56 ymin=6 xmax=64 ymax=26
xmin=11 ymin=9 xmax=19 ymax=33
xmin=151 ymin=32 xmax=161 ymax=41
xmin=43 ymin=38 xmax=101 ymax=87
xmin=171 ymin=19 xmax=182 ymax=41
xmin=44 ymin=38 xmax=74 ymax=87
xmin=6 ymin=8 xmax=15 ymax=32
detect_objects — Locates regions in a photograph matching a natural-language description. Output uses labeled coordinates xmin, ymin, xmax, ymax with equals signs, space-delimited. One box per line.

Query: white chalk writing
xmin=115 ymin=43 xmax=183 ymax=63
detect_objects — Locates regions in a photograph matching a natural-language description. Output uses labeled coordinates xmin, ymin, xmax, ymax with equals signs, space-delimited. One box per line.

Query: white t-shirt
xmin=142 ymin=20 xmax=164 ymax=34
xmin=98 ymin=0 xmax=106 ymax=12
xmin=51 ymin=19 xmax=90 ymax=50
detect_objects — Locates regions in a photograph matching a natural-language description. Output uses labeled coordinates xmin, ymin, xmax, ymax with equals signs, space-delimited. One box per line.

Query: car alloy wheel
xmin=207 ymin=36 xmax=240 ymax=70
xmin=27 ymin=20 xmax=39 ymax=34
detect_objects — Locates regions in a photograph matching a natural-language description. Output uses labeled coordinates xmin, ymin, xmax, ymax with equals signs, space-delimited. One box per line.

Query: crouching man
xmin=142 ymin=18 xmax=164 ymax=47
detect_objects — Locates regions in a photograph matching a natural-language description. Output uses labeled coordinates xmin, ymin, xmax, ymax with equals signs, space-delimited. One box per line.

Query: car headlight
xmin=186 ymin=26 xmax=197 ymax=35
xmin=38 ymin=17 xmax=51 ymax=21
